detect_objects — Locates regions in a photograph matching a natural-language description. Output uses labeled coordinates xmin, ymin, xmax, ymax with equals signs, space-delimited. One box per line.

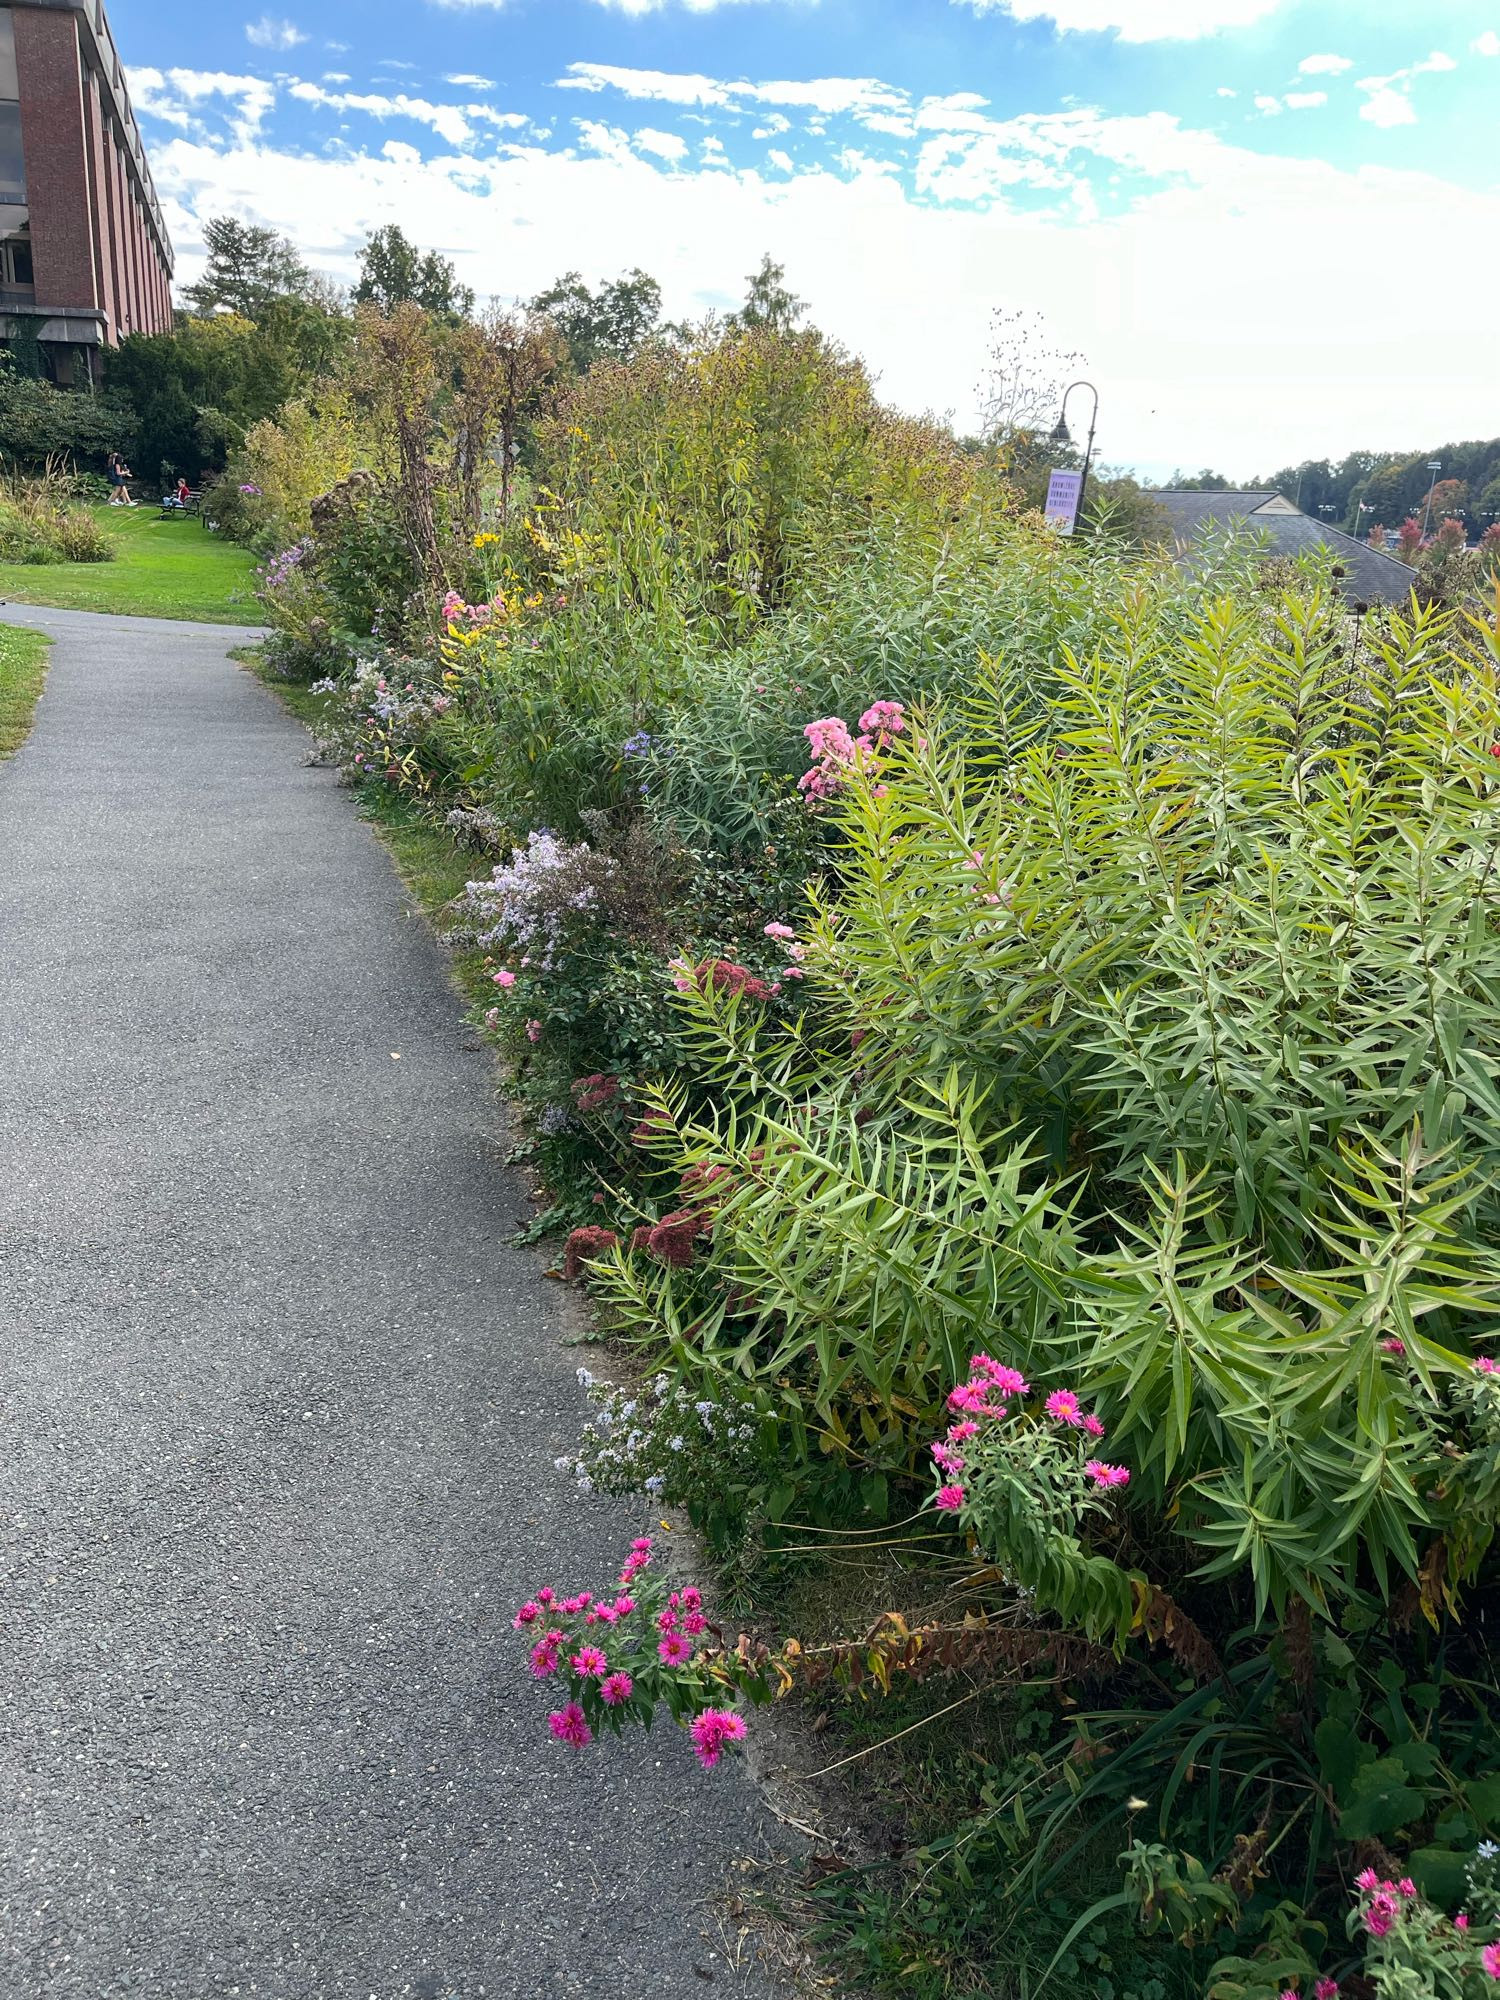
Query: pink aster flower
xmin=679 ymin=1587 xmax=701 ymax=1610
xmin=611 ymin=1595 xmax=636 ymax=1617
xmin=1456 ymin=1913 xmax=1470 ymax=1932
xmin=570 ymin=1646 xmax=609 ymax=1678
xmin=562 ymin=1594 xmax=591 ymax=1615
xmin=548 ymin=1701 xmax=592 ymax=1749
xmin=1476 ymin=1357 xmax=1498 ymax=1374
xmin=1081 ymin=1413 xmax=1106 ymax=1439
xmin=513 ymin=1601 xmax=541 ymax=1628
xmin=600 ymin=1671 xmax=634 ymax=1706
xmin=948 ymin=1381 xmax=990 ymax=1414
xmin=657 ymin=1608 xmax=678 ymax=1633
xmin=934 ymin=1484 xmax=966 ymax=1512
xmin=493 ymin=969 xmax=516 ymax=988
xmin=1397 ymin=1878 xmax=1416 ymax=1898
xmin=1084 ymin=1461 xmax=1131 ymax=1489
xmin=683 ymin=1612 xmax=707 ymax=1636
xmin=970 ymin=1356 xmax=1029 ymax=1397
xmin=1314 ymin=1981 xmax=1340 ymax=2000
xmin=1380 ymin=1337 xmax=1406 ymax=1356
xmin=658 ymin=1631 xmax=694 ymax=1666
xmin=689 ymin=1707 xmax=747 ymax=1770
xmin=530 ymin=1632 xmax=565 ymax=1677
xmin=1045 ymin=1389 xmax=1084 ymax=1426
xmin=535 ymin=1588 xmax=557 ymax=1606
xmin=948 ymin=1420 xmax=979 ymax=1442
xmin=1355 ymin=1868 xmax=1379 ymax=1892
xmin=931 ymin=1442 xmax=965 ymax=1475
xmin=1484 ymin=1942 xmax=1500 ymax=1978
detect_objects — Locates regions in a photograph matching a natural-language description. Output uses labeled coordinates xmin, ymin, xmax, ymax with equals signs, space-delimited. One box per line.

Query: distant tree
xmin=1084 ymin=472 xmax=1171 ymax=547
xmin=352 ymin=225 xmax=474 ymax=320
xmin=1428 ymin=478 xmax=1467 ymax=521
xmin=530 ymin=268 xmax=666 ymax=373
xmin=977 ymin=307 xmax=1083 ymax=456
xmin=1432 ymin=515 xmax=1467 ymax=554
xmin=184 ymin=216 xmax=310 ymax=321
xmin=1164 ymin=467 xmax=1238 ymax=492
xmin=730 ymin=254 xmax=806 ymax=336
xmin=1397 ymin=517 xmax=1424 ymax=560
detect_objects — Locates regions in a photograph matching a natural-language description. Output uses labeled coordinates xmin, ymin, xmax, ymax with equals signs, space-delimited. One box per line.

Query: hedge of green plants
xmin=249 ymin=311 xmax=1500 ymax=2000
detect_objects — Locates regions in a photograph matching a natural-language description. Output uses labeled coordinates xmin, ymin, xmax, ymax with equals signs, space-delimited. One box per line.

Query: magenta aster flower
xmin=600 ymin=1671 xmax=634 ymax=1706
xmin=689 ymin=1707 xmax=748 ymax=1770
xmin=934 ymin=1484 xmax=966 ymax=1512
xmin=1314 ymin=1981 xmax=1340 ymax=2000
xmin=1084 ymin=1460 xmax=1131 ymax=1489
xmin=512 ymin=1601 xmax=541 ymax=1628
xmin=1081 ymin=1413 xmax=1106 ymax=1438
xmin=548 ymin=1701 xmax=592 ymax=1749
xmin=1482 ymin=1941 xmax=1500 ymax=1978
xmin=1045 ymin=1389 xmax=1083 ymax=1426
xmin=658 ymin=1631 xmax=694 ymax=1666
xmin=570 ymin=1646 xmax=609 ymax=1678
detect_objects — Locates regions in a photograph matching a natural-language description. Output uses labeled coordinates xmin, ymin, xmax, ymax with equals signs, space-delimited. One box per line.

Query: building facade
xmin=0 ymin=0 xmax=172 ymax=382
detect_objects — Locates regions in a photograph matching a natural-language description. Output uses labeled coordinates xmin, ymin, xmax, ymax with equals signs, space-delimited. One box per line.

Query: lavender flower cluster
xmin=450 ymin=830 xmax=614 ymax=971
xmin=559 ymin=1369 xmax=761 ymax=1505
xmin=261 ymin=538 xmax=312 ymax=592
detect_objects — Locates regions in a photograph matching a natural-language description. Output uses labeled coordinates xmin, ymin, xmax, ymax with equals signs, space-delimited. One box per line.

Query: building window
xmin=0 ymin=101 xmax=23 ymax=205
xmin=0 ymin=221 xmax=30 ymax=288
xmin=0 ymin=11 xmax=17 ymax=104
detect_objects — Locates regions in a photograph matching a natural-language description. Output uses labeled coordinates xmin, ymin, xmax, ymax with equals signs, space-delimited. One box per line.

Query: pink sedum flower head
xmin=658 ymin=1631 xmax=694 ymax=1666
xmin=763 ymin=922 xmax=797 ymax=941
xmin=548 ymin=1701 xmax=592 ymax=1749
xmin=858 ymin=700 xmax=906 ymax=738
xmin=600 ymin=1671 xmax=634 ymax=1706
xmin=1045 ymin=1389 xmax=1084 ymax=1426
xmin=690 ymin=1708 xmax=747 ymax=1770
xmin=934 ymin=1484 xmax=966 ymax=1512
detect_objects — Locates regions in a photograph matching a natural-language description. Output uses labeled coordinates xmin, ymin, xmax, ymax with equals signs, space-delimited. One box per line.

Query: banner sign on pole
xmin=1044 ymin=469 xmax=1083 ymax=536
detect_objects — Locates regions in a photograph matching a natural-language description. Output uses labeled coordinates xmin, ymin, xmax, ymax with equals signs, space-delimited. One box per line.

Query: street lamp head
xmin=1050 ymin=413 xmax=1072 ymax=445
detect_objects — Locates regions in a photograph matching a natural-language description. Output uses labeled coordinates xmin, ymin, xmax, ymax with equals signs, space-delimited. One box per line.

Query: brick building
xmin=0 ymin=0 xmax=172 ymax=383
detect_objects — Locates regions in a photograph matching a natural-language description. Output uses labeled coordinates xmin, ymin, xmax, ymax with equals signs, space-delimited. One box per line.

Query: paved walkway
xmin=0 ymin=608 xmax=775 ymax=1998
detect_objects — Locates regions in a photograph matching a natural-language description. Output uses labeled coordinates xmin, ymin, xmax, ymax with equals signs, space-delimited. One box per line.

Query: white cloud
xmin=127 ymin=66 xmax=276 ymax=142
xmin=246 ymin=15 xmax=306 ymax=50
xmin=1297 ymin=53 xmax=1351 ymax=75
xmin=323 ymin=71 xmax=350 ymax=83
xmin=1358 ymin=85 xmax=1416 ymax=129
xmin=633 ymin=126 xmax=688 ymax=161
xmin=1413 ymin=50 xmax=1457 ymax=73
xmin=767 ymin=148 xmax=793 ymax=171
xmin=1282 ymin=91 xmax=1326 ymax=110
xmin=446 ymin=74 xmax=496 ymax=89
xmin=1253 ymin=94 xmax=1281 ymax=115
xmin=1215 ymin=86 xmax=1236 ymax=98
xmin=1474 ymin=31 xmax=1500 ymax=57
xmin=289 ymin=81 xmax=480 ymax=147
xmin=953 ymin=0 xmax=1290 ymax=40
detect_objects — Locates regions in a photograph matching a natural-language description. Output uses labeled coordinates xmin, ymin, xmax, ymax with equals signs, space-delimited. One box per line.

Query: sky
xmin=115 ymin=0 xmax=1500 ymax=481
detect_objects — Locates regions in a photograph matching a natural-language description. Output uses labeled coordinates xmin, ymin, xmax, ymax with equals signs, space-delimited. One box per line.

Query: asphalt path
xmin=0 ymin=607 xmax=777 ymax=1999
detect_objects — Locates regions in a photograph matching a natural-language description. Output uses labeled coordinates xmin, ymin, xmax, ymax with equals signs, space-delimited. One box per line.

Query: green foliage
xmin=0 ymin=357 xmax=135 ymax=470
xmin=352 ymin=225 xmax=474 ymax=320
xmin=183 ymin=216 xmax=310 ymax=321
xmin=530 ymin=266 xmax=670 ymax=373
xmin=0 ymin=480 xmax=112 ymax=563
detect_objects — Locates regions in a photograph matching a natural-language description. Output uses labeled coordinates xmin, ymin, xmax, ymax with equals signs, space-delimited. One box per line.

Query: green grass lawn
xmin=0 ymin=623 xmax=51 ymax=756
xmin=0 ymin=505 xmax=260 ymax=623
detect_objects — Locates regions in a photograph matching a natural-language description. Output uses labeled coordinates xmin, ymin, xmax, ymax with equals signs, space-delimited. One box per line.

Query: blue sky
xmin=117 ymin=0 xmax=1500 ymax=476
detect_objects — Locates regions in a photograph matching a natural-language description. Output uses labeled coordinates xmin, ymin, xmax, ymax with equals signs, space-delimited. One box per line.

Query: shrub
xmin=0 ymin=480 xmax=113 ymax=563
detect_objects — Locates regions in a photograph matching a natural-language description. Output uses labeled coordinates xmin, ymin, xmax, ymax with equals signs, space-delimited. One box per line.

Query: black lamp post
xmin=1050 ymin=380 xmax=1100 ymax=529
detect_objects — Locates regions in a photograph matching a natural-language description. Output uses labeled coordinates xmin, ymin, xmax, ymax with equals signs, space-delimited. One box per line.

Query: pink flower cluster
xmin=689 ymin=1708 xmax=747 ymax=1770
xmin=441 ymin=588 xmax=506 ymax=625
xmin=797 ymin=700 xmax=905 ymax=801
xmin=1355 ymin=1869 xmax=1418 ymax=1939
xmin=515 ymin=1536 xmax=756 ymax=1776
xmin=929 ymin=1358 xmax=1130 ymax=1515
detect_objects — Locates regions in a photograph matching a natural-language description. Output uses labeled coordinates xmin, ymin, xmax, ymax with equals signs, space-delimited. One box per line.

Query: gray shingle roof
xmin=1152 ymin=491 xmax=1419 ymax=606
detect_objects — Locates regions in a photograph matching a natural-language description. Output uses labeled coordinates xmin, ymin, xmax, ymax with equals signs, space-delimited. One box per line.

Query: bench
xmin=158 ymin=491 xmax=203 ymax=520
